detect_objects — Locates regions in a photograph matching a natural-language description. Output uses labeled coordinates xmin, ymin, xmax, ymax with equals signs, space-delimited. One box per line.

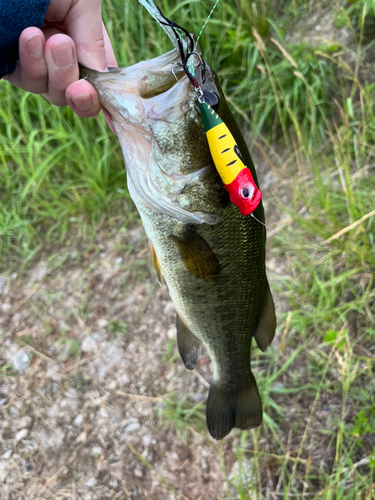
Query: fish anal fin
xmin=206 ymin=373 xmax=262 ymax=440
xmin=176 ymin=315 xmax=201 ymax=370
xmin=171 ymin=226 xmax=220 ymax=281
xmin=253 ymin=282 xmax=276 ymax=352
xmin=148 ymin=240 xmax=163 ymax=286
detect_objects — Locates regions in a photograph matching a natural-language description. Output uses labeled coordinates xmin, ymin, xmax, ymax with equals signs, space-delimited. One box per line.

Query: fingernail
xmin=52 ymin=42 xmax=74 ymax=69
xmin=71 ymin=93 xmax=92 ymax=111
xmin=26 ymin=34 xmax=43 ymax=58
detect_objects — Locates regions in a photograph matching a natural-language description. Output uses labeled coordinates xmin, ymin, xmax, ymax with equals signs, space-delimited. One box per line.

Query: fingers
xmin=65 ymin=79 xmax=101 ymax=118
xmin=6 ymin=27 xmax=48 ymax=93
xmin=42 ymin=29 xmax=101 ymax=116
xmin=43 ymin=33 xmax=79 ymax=106
xmin=103 ymin=22 xmax=118 ymax=69
xmin=64 ymin=0 xmax=107 ymax=71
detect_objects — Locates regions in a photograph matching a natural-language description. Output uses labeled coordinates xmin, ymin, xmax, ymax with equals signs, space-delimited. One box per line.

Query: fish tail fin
xmin=206 ymin=373 xmax=262 ymax=440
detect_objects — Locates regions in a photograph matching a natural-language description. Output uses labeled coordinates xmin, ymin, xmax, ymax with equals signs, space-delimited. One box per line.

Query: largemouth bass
xmin=80 ymin=49 xmax=276 ymax=440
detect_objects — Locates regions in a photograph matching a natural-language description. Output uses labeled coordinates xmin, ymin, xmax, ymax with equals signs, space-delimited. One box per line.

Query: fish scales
xmin=80 ymin=48 xmax=276 ymax=439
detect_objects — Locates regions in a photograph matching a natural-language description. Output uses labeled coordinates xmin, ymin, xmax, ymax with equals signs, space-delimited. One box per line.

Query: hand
xmin=5 ymin=0 xmax=117 ymax=120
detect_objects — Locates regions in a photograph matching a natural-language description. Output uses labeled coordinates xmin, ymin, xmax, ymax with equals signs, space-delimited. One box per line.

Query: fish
xmin=80 ymin=48 xmax=276 ymax=440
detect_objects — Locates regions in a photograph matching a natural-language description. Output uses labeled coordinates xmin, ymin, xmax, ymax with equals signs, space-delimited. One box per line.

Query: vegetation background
xmin=0 ymin=0 xmax=374 ymax=498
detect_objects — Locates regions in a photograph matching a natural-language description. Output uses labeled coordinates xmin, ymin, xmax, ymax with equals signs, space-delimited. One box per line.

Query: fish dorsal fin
xmin=171 ymin=226 xmax=220 ymax=281
xmin=148 ymin=240 xmax=163 ymax=286
xmin=253 ymin=282 xmax=276 ymax=352
xmin=176 ymin=315 xmax=201 ymax=370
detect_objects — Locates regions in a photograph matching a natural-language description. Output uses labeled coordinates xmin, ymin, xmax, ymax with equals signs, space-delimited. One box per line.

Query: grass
xmin=1 ymin=0 xmax=375 ymax=498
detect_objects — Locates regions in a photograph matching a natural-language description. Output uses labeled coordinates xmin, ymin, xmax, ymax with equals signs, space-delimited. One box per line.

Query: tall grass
xmin=0 ymin=0 xmax=374 ymax=498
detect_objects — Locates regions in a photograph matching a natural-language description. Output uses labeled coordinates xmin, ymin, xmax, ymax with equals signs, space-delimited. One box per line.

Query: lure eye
xmin=240 ymin=185 xmax=254 ymax=199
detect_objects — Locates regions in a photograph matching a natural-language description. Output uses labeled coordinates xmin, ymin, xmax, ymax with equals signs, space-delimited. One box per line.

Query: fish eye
xmin=241 ymin=188 xmax=250 ymax=198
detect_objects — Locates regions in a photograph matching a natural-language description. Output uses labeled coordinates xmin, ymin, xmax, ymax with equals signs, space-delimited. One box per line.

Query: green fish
xmin=80 ymin=49 xmax=276 ymax=440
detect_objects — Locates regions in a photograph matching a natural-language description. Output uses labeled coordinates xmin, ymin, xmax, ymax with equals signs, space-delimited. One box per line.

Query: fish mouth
xmin=83 ymin=49 xmax=222 ymax=226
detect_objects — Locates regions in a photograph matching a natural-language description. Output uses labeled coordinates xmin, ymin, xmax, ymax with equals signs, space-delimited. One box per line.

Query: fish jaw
xmin=82 ymin=50 xmax=221 ymax=225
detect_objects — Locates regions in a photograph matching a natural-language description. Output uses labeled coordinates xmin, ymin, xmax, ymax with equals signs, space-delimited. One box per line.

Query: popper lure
xmin=139 ymin=1 xmax=262 ymax=216
xmin=199 ymin=102 xmax=262 ymax=215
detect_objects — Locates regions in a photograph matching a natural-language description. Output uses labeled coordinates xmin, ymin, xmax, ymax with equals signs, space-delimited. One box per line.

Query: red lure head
xmin=225 ymin=168 xmax=262 ymax=216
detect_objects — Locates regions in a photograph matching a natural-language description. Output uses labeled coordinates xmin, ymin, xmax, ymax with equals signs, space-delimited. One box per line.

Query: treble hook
xmin=171 ymin=62 xmax=184 ymax=82
xmin=186 ymin=51 xmax=204 ymax=67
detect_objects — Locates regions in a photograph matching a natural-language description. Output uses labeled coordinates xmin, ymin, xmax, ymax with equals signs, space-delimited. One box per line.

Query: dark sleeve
xmin=0 ymin=0 xmax=50 ymax=78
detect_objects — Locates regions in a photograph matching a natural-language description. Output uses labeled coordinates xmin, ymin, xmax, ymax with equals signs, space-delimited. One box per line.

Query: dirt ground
xmin=0 ymin=150 xmax=294 ymax=499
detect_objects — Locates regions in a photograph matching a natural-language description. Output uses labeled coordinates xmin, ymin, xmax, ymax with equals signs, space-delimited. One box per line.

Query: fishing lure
xmin=199 ymin=101 xmax=262 ymax=215
xmin=142 ymin=2 xmax=262 ymax=216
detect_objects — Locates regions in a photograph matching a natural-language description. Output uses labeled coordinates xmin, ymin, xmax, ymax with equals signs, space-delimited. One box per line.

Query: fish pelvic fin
xmin=253 ymin=282 xmax=276 ymax=352
xmin=148 ymin=240 xmax=163 ymax=286
xmin=206 ymin=373 xmax=262 ymax=440
xmin=176 ymin=315 xmax=201 ymax=370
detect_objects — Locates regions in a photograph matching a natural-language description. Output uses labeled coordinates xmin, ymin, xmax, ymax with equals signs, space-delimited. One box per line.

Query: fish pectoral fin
xmin=148 ymin=240 xmax=163 ymax=286
xmin=253 ymin=282 xmax=276 ymax=352
xmin=176 ymin=315 xmax=201 ymax=370
xmin=206 ymin=373 xmax=262 ymax=440
xmin=171 ymin=226 xmax=220 ymax=281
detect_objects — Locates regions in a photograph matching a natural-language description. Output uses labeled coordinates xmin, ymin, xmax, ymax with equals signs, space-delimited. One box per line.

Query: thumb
xmin=64 ymin=0 xmax=107 ymax=71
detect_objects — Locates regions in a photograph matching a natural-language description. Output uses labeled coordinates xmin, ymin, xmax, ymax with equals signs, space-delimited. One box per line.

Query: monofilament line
xmin=195 ymin=0 xmax=221 ymax=48
xmin=251 ymin=213 xmax=270 ymax=229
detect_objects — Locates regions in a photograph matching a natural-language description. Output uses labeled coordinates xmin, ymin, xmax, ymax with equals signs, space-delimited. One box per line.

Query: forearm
xmin=0 ymin=0 xmax=50 ymax=78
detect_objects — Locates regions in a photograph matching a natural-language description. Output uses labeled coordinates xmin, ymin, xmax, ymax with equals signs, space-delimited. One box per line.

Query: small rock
xmin=0 ymin=398 xmax=7 ymax=406
xmin=98 ymin=407 xmax=108 ymax=418
xmin=81 ymin=336 xmax=96 ymax=353
xmin=97 ymin=318 xmax=108 ymax=329
xmin=163 ymin=301 xmax=175 ymax=315
xmin=14 ymin=416 xmax=32 ymax=430
xmin=35 ymin=262 xmax=48 ymax=281
xmin=15 ymin=429 xmax=29 ymax=442
xmin=142 ymin=435 xmax=152 ymax=448
xmin=0 ymin=277 xmax=7 ymax=295
xmin=76 ymin=431 xmax=87 ymax=443
xmin=0 ymin=460 xmax=9 ymax=482
xmin=12 ymin=349 xmax=30 ymax=373
xmin=125 ymin=421 xmax=141 ymax=433
xmin=119 ymin=373 xmax=130 ymax=386
xmin=2 ymin=450 xmax=12 ymax=460
xmin=66 ymin=387 xmax=78 ymax=398
xmin=167 ymin=326 xmax=176 ymax=339
xmin=114 ymin=257 xmax=123 ymax=265
xmin=133 ymin=466 xmax=143 ymax=478
xmin=99 ymin=252 xmax=106 ymax=259
xmin=91 ymin=446 xmax=102 ymax=456
xmin=73 ymin=414 xmax=84 ymax=426
xmin=85 ymin=476 xmax=96 ymax=487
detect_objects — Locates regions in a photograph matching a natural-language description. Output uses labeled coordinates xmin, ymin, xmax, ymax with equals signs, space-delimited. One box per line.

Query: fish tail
xmin=206 ymin=373 xmax=262 ymax=440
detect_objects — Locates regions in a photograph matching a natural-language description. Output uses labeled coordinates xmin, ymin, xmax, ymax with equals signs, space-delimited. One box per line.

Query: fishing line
xmin=250 ymin=213 xmax=270 ymax=230
xmin=195 ymin=0 xmax=221 ymax=49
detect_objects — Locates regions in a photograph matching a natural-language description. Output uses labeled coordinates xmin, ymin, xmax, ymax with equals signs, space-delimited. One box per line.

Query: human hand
xmin=5 ymin=0 xmax=117 ymax=120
